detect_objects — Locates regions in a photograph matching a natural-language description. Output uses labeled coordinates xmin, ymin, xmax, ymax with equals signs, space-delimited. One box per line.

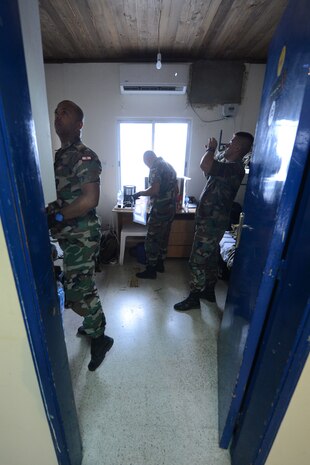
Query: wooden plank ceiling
xmin=39 ymin=0 xmax=289 ymax=63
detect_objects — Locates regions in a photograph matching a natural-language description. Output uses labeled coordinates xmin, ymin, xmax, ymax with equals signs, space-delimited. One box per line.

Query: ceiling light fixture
xmin=156 ymin=52 xmax=162 ymax=70
xmin=156 ymin=0 xmax=163 ymax=70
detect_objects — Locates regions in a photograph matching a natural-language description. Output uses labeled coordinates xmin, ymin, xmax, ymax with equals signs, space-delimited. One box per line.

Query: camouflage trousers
xmin=58 ymin=228 xmax=105 ymax=338
xmin=189 ymin=222 xmax=226 ymax=291
xmin=145 ymin=214 xmax=174 ymax=267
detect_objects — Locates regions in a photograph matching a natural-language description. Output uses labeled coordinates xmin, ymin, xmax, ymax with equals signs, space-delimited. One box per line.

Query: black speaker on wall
xmin=188 ymin=60 xmax=245 ymax=105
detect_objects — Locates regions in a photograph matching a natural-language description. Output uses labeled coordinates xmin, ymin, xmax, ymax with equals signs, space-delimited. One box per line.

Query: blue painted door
xmin=218 ymin=0 xmax=310 ymax=448
xmin=0 ymin=2 xmax=82 ymax=464
xmin=230 ymin=91 xmax=310 ymax=464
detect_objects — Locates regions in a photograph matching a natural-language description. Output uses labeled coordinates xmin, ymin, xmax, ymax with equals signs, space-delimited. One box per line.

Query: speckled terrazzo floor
xmin=62 ymin=255 xmax=231 ymax=465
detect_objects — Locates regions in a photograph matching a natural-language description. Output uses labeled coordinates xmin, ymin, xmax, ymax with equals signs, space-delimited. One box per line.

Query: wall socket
xmin=222 ymin=103 xmax=238 ymax=118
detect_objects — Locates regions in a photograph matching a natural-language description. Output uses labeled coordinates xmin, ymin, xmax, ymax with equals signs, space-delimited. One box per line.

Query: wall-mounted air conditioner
xmin=120 ymin=63 xmax=189 ymax=95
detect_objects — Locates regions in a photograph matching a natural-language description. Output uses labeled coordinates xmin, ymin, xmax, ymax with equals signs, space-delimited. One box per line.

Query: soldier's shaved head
xmin=143 ymin=150 xmax=157 ymax=168
xmin=57 ymin=100 xmax=84 ymax=122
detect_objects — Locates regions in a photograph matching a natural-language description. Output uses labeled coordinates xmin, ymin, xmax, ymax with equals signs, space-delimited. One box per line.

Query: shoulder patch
xmin=81 ymin=155 xmax=92 ymax=161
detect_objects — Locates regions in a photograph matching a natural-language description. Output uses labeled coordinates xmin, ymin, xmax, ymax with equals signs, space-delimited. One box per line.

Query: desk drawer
xmin=171 ymin=219 xmax=195 ymax=233
xmin=167 ymin=244 xmax=192 ymax=257
xmin=168 ymin=231 xmax=194 ymax=245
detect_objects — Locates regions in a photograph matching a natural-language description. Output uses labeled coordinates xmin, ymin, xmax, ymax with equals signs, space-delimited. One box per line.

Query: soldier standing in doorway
xmin=47 ymin=100 xmax=113 ymax=371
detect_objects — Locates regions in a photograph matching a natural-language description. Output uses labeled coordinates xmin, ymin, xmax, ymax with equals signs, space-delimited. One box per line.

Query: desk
xmin=112 ymin=206 xmax=196 ymax=258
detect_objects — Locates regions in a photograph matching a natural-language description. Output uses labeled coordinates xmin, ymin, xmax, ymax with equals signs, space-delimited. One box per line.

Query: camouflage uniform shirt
xmin=148 ymin=157 xmax=177 ymax=219
xmin=50 ymin=138 xmax=102 ymax=238
xmin=196 ymin=152 xmax=245 ymax=229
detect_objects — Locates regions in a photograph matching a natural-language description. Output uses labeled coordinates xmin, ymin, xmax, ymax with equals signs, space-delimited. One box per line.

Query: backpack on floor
xmin=96 ymin=230 xmax=118 ymax=269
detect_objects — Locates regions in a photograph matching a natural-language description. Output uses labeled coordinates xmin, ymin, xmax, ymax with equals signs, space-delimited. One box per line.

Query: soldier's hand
xmin=205 ymin=137 xmax=218 ymax=152
xmin=132 ymin=192 xmax=142 ymax=201
xmin=47 ymin=211 xmax=64 ymax=229
xmin=47 ymin=208 xmax=77 ymax=229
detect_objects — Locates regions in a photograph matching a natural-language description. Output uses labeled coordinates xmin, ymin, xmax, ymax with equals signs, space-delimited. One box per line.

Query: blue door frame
xmin=0 ymin=2 xmax=82 ymax=464
xmin=218 ymin=0 xmax=310 ymax=450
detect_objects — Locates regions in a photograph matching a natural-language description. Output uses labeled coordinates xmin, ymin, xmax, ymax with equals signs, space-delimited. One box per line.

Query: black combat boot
xmin=200 ymin=285 xmax=216 ymax=303
xmin=136 ymin=266 xmax=157 ymax=279
xmin=156 ymin=259 xmax=165 ymax=273
xmin=88 ymin=334 xmax=114 ymax=371
xmin=174 ymin=291 xmax=201 ymax=311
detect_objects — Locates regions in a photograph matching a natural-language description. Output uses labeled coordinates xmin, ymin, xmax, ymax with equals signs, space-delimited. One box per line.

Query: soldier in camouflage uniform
xmin=174 ymin=132 xmax=254 ymax=311
xmin=47 ymin=100 xmax=113 ymax=371
xmin=133 ymin=150 xmax=178 ymax=279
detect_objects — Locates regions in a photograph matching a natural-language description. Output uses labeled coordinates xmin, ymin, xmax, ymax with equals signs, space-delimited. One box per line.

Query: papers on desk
xmin=133 ymin=197 xmax=149 ymax=225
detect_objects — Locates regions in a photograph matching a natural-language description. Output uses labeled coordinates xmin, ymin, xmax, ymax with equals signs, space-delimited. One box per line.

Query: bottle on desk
xmin=184 ymin=195 xmax=189 ymax=212
xmin=117 ymin=189 xmax=123 ymax=208
xmin=176 ymin=193 xmax=183 ymax=211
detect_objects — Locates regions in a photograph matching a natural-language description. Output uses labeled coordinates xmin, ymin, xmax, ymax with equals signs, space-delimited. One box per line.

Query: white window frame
xmin=117 ymin=118 xmax=191 ymax=191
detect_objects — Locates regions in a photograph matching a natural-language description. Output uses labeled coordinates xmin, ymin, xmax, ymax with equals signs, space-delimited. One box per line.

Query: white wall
xmin=44 ymin=62 xmax=265 ymax=228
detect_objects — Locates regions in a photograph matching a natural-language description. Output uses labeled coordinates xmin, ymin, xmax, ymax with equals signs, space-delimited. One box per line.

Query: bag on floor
xmin=96 ymin=230 xmax=118 ymax=269
xmin=129 ymin=241 xmax=146 ymax=264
